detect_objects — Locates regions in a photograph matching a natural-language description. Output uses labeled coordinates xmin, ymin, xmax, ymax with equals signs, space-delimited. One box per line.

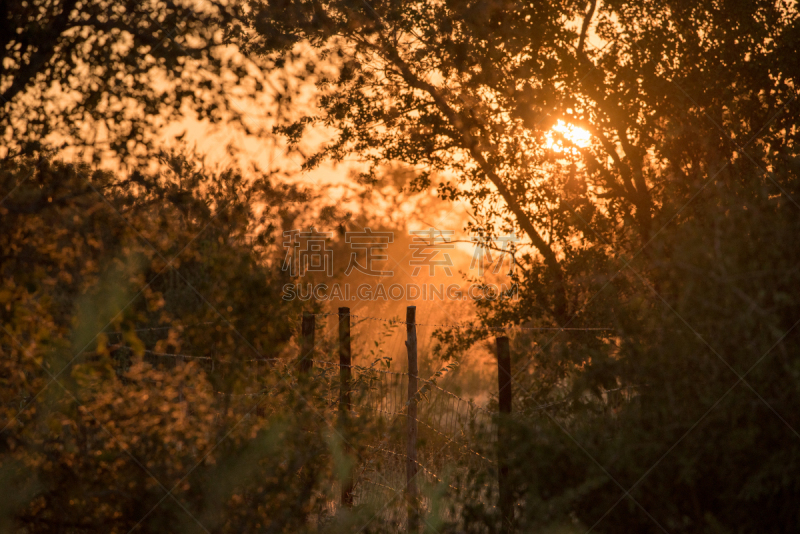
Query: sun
xmin=544 ymin=119 xmax=591 ymax=153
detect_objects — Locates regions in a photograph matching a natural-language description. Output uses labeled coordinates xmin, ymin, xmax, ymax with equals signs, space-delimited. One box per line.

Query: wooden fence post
xmin=296 ymin=311 xmax=316 ymax=523
xmin=299 ymin=312 xmax=315 ymax=375
xmin=496 ymin=336 xmax=514 ymax=533
xmin=405 ymin=306 xmax=419 ymax=532
xmin=338 ymin=307 xmax=354 ymax=507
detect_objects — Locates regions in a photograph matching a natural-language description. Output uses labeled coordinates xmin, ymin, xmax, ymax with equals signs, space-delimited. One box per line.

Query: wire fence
xmin=309 ymin=311 xmax=615 ymax=332
xmin=68 ymin=307 xmax=619 ymax=526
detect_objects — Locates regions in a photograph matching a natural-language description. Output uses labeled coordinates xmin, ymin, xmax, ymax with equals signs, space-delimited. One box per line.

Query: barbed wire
xmin=53 ymin=306 xmax=641 ymax=519
xmin=91 ymin=345 xmax=637 ymax=421
xmin=363 ymin=444 xmax=458 ymax=491
xmin=92 ymin=311 xmax=612 ymax=372
xmin=88 ymin=325 xmax=644 ymax=453
xmin=99 ymin=346 xmax=288 ymax=365
xmin=311 ymin=360 xmax=483 ymax=406
xmin=309 ymin=311 xmax=614 ymax=332
xmin=359 ymin=477 xmax=404 ymax=495
xmin=406 ymin=411 xmax=495 ymax=465
xmin=99 ymin=346 xmax=497 ymax=423
xmin=104 ymin=321 xmax=222 ymax=335
xmin=416 ymin=377 xmax=494 ymax=416
xmin=351 ymin=404 xmax=489 ymax=459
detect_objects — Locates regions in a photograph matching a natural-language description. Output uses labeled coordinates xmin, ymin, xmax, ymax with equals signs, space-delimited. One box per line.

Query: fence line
xmin=104 ymin=321 xmax=222 ymax=335
xmin=309 ymin=311 xmax=614 ymax=332
xmin=94 ymin=345 xmax=496 ymax=472
xmin=93 ymin=345 xmax=637 ymax=420
xmin=78 ymin=307 xmax=635 ymax=527
xmin=386 ymin=410 xmax=495 ymax=465
xmin=97 ymin=348 xmax=491 ymax=418
xmin=364 ymin=444 xmax=458 ymax=491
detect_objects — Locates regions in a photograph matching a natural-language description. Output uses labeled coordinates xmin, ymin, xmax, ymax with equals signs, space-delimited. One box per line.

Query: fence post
xmin=338 ymin=307 xmax=354 ymax=507
xmin=405 ymin=306 xmax=419 ymax=532
xmin=496 ymin=336 xmax=514 ymax=533
xmin=300 ymin=312 xmax=315 ymax=375
xmin=297 ymin=311 xmax=316 ymax=523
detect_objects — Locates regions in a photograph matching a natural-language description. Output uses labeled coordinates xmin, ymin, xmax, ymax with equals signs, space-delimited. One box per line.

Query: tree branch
xmin=0 ymin=0 xmax=79 ymax=107
xmin=362 ymin=27 xmax=570 ymax=319
xmin=577 ymin=0 xmax=597 ymax=55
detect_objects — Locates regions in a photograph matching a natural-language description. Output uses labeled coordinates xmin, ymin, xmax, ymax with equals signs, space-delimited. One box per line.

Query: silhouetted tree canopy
xmin=1 ymin=0 xmax=255 ymax=162
xmin=242 ymin=0 xmax=799 ymax=324
xmin=236 ymin=2 xmax=800 ymax=531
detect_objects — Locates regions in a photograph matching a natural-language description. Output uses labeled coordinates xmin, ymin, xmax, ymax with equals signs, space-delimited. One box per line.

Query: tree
xmin=241 ymin=0 xmax=799 ymax=327
xmin=0 ymin=155 xmax=359 ymax=532
xmin=239 ymin=1 xmax=800 ymax=531
xmin=1 ymin=0 xmax=257 ymax=162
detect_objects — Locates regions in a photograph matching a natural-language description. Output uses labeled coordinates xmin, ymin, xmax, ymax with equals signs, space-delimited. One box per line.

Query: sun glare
xmin=545 ymin=119 xmax=591 ymax=152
